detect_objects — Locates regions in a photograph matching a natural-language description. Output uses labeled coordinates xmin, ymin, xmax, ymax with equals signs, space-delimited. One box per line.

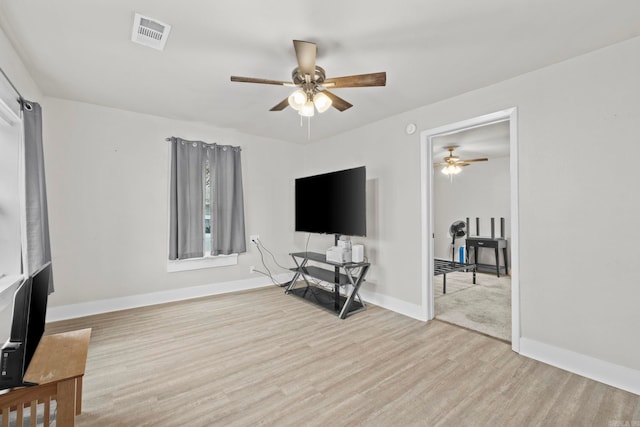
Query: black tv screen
xmin=295 ymin=166 xmax=366 ymax=237
xmin=8 ymin=277 xmax=31 ymax=343
xmin=25 ymin=262 xmax=50 ymax=369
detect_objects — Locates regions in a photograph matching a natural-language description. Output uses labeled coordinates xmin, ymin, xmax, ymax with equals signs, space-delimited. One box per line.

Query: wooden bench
xmin=0 ymin=328 xmax=91 ymax=427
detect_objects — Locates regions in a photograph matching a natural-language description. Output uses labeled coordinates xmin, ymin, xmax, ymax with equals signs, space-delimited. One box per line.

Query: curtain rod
xmin=0 ymin=66 xmax=24 ymax=102
xmin=165 ymin=137 xmax=241 ymax=151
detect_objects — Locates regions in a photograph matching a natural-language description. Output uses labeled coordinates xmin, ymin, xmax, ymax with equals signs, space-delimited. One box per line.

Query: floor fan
xmin=449 ymin=220 xmax=466 ymax=262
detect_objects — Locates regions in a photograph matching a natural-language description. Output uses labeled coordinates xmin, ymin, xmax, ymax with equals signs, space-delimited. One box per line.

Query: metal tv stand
xmin=286 ymin=251 xmax=370 ymax=319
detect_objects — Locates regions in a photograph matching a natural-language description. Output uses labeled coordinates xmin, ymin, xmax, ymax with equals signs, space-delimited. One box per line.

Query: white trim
xmin=520 ymin=338 xmax=640 ymax=396
xmin=419 ymin=136 xmax=432 ymax=322
xmin=420 ymin=108 xmax=521 ymax=351
xmin=0 ymin=275 xmax=23 ymax=313
xmin=46 ymin=273 xmax=292 ymax=322
xmin=166 ymin=253 xmax=238 ymax=272
xmin=358 ymin=288 xmax=424 ymax=320
xmin=0 ymin=98 xmax=20 ymax=126
xmin=508 ymin=109 xmax=520 ymax=350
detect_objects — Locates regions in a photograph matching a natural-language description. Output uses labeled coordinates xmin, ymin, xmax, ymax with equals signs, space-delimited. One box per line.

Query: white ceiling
xmin=433 ymin=121 xmax=510 ymax=161
xmin=0 ymin=0 xmax=638 ymax=144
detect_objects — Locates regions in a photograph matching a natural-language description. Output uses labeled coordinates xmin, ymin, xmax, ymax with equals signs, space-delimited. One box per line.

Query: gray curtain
xmin=208 ymin=144 xmax=246 ymax=255
xmin=23 ymin=100 xmax=54 ymax=293
xmin=169 ymin=138 xmax=205 ymax=260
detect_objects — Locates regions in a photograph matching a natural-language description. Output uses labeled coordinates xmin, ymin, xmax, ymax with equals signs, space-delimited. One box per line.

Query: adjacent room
xmin=432 ymin=121 xmax=512 ymax=342
xmin=1 ymin=1 xmax=639 ymax=425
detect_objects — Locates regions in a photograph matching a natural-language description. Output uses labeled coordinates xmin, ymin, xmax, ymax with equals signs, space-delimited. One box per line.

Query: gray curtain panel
xmin=169 ymin=138 xmax=205 ymax=260
xmin=208 ymin=144 xmax=246 ymax=255
xmin=22 ymin=100 xmax=54 ymax=293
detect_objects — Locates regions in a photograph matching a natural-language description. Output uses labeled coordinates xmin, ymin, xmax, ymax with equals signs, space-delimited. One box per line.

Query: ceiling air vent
xmin=131 ymin=13 xmax=171 ymax=51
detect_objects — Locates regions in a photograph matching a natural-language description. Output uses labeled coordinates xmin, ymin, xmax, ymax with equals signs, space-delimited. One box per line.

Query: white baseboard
xmin=46 ymin=273 xmax=293 ymax=322
xmin=358 ymin=288 xmax=424 ymax=321
xmin=520 ymin=338 xmax=640 ymax=396
xmin=47 ymin=274 xmax=423 ymax=323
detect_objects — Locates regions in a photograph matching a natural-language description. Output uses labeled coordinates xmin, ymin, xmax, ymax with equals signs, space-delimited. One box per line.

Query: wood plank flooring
xmin=45 ymin=286 xmax=639 ymax=426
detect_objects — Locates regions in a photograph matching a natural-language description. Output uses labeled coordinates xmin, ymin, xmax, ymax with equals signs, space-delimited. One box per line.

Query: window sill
xmin=167 ymin=254 xmax=238 ymax=273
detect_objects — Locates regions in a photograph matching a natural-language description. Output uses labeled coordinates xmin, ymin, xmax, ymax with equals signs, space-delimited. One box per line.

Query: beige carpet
xmin=434 ymin=271 xmax=511 ymax=341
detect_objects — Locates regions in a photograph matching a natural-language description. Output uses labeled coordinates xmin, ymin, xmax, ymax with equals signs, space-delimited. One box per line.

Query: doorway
xmin=420 ymin=108 xmax=520 ymax=352
xmin=432 ymin=122 xmax=511 ymax=341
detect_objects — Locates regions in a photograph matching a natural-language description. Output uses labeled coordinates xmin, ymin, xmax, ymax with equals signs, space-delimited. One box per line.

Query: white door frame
xmin=420 ymin=107 xmax=520 ymax=352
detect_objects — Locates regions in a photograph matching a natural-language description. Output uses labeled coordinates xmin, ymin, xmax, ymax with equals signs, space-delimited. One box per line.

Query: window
xmin=167 ymin=137 xmax=246 ymax=271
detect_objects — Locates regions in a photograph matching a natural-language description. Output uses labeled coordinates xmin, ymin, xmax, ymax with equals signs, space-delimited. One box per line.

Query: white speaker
xmin=326 ymin=247 xmax=352 ymax=263
xmin=352 ymin=244 xmax=364 ymax=263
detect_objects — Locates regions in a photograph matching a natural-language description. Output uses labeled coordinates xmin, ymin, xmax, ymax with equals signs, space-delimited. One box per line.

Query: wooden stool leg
xmin=76 ymin=377 xmax=83 ymax=415
xmin=56 ymin=379 xmax=76 ymax=427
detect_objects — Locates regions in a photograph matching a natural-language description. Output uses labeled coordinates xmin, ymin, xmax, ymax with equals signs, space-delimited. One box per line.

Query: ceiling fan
xmin=435 ymin=146 xmax=488 ymax=175
xmin=230 ymin=40 xmax=386 ymax=116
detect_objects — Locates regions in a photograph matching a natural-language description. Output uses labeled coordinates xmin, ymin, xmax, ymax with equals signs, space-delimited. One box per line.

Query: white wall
xmin=42 ymin=98 xmax=304 ymax=307
xmin=433 ymin=156 xmax=510 ymax=265
xmin=302 ymin=126 xmax=423 ymax=307
xmin=307 ymin=36 xmax=640 ymax=372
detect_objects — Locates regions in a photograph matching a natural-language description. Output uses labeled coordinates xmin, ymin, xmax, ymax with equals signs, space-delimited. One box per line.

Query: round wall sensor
xmin=405 ymin=123 xmax=417 ymax=135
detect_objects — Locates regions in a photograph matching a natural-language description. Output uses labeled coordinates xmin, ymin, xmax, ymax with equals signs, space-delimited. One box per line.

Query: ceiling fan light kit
xmin=288 ymin=90 xmax=307 ymax=111
xmin=436 ymin=146 xmax=488 ymax=176
xmin=287 ymin=89 xmax=332 ymax=117
xmin=299 ymin=100 xmax=316 ymax=117
xmin=312 ymin=92 xmax=332 ymax=113
xmin=230 ymin=40 xmax=386 ymax=122
xmin=441 ymin=164 xmax=463 ymax=175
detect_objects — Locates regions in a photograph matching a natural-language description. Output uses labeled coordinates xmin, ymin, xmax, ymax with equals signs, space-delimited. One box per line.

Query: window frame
xmin=166 ymin=253 xmax=238 ymax=272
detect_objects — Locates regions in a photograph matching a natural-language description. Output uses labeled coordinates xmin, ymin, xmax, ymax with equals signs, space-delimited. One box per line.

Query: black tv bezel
xmin=294 ymin=166 xmax=367 ymax=237
xmin=25 ymin=262 xmax=50 ymax=369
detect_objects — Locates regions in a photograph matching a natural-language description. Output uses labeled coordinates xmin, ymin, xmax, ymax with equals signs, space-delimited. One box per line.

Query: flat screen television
xmin=0 ymin=261 xmax=51 ymax=390
xmin=295 ymin=166 xmax=366 ymax=237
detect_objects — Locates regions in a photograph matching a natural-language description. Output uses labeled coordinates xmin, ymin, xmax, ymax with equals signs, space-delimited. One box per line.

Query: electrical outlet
xmin=250 ymin=234 xmax=260 ymax=243
xmin=249 ymin=265 xmax=255 ymax=273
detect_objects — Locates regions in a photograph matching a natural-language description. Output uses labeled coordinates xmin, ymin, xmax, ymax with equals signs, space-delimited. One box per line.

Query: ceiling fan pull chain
xmin=307 ymin=116 xmax=311 ymax=140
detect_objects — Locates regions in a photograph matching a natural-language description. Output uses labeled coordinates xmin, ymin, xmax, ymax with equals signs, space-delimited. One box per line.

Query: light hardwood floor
xmin=46 ymin=286 xmax=639 ymax=426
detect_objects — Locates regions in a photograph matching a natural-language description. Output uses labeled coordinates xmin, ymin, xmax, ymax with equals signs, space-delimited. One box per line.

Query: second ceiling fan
xmin=435 ymin=146 xmax=488 ymax=175
xmin=230 ymin=40 xmax=386 ymax=116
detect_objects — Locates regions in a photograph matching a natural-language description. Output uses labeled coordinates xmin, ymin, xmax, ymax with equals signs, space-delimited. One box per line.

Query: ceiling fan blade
xmin=322 ymin=90 xmax=353 ymax=111
xmin=293 ymin=40 xmax=317 ymax=77
xmin=230 ymin=76 xmax=293 ymax=86
xmin=270 ymin=98 xmax=289 ymax=111
xmin=324 ymin=72 xmax=387 ymax=88
xmin=460 ymin=158 xmax=489 ymax=163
